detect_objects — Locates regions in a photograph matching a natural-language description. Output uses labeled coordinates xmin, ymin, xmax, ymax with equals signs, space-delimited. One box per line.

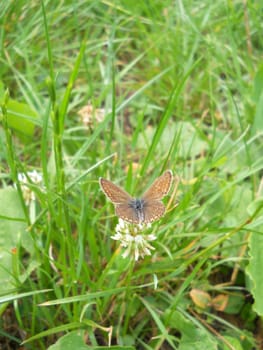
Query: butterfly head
xmin=129 ymin=198 xmax=145 ymax=210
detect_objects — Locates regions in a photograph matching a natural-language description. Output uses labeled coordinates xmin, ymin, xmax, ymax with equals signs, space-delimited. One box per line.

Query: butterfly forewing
xmin=99 ymin=178 xmax=132 ymax=204
xmin=142 ymin=170 xmax=173 ymax=201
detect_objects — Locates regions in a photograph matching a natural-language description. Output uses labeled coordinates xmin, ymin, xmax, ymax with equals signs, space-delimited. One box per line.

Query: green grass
xmin=1 ymin=1 xmax=263 ymax=349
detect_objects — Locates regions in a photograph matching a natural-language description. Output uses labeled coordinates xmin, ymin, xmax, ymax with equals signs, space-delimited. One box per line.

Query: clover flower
xmin=78 ymin=102 xmax=105 ymax=127
xmin=111 ymin=219 xmax=156 ymax=261
xmin=17 ymin=170 xmax=43 ymax=205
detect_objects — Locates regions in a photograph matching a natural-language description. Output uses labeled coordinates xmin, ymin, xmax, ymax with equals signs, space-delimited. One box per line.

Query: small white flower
xmin=77 ymin=102 xmax=106 ymax=127
xmin=111 ymin=232 xmax=122 ymax=241
xmin=111 ymin=219 xmax=156 ymax=261
xmin=116 ymin=218 xmax=126 ymax=231
xmin=17 ymin=170 xmax=43 ymax=205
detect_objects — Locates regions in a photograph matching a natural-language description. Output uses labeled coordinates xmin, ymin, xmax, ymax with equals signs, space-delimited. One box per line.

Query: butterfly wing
xmin=143 ymin=201 xmax=166 ymax=223
xmin=116 ymin=201 xmax=166 ymax=224
xmin=115 ymin=203 xmax=141 ymax=224
xmin=99 ymin=178 xmax=132 ymax=204
xmin=142 ymin=170 xmax=173 ymax=201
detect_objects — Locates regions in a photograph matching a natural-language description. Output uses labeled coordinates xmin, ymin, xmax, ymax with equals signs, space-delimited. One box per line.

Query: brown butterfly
xmin=99 ymin=170 xmax=173 ymax=224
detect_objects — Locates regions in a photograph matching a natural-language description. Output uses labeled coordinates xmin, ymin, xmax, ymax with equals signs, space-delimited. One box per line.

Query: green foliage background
xmin=1 ymin=1 xmax=263 ymax=349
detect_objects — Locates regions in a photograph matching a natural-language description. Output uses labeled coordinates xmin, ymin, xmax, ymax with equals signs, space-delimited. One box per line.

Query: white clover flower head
xmin=77 ymin=102 xmax=105 ymax=127
xmin=111 ymin=219 xmax=156 ymax=261
xmin=17 ymin=170 xmax=43 ymax=205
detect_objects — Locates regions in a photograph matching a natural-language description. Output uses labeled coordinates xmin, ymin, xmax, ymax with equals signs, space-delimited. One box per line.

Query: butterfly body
xmin=99 ymin=170 xmax=173 ymax=224
xmin=128 ymin=198 xmax=145 ymax=223
xmin=129 ymin=198 xmax=145 ymax=211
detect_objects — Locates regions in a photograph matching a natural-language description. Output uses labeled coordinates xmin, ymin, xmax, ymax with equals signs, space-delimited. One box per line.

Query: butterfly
xmin=99 ymin=170 xmax=173 ymax=224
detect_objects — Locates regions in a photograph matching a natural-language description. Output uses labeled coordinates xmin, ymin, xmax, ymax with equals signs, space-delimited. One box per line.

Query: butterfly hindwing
xmin=115 ymin=203 xmax=141 ymax=224
xmin=143 ymin=200 xmax=166 ymax=223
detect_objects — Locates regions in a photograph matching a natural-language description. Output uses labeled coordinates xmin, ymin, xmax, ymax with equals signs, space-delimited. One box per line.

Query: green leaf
xmin=247 ymin=197 xmax=263 ymax=217
xmin=0 ymin=82 xmax=38 ymax=137
xmin=45 ymin=330 xmax=136 ymax=350
xmin=221 ymin=336 xmax=243 ymax=350
xmin=164 ymin=310 xmax=217 ymax=350
xmin=0 ymin=289 xmax=52 ymax=304
xmin=223 ymin=293 xmax=245 ymax=315
xmin=0 ymin=187 xmax=32 ymax=292
xmin=246 ymin=231 xmax=263 ymax=316
xmin=48 ymin=331 xmax=89 ymax=350
xmin=253 ymin=64 xmax=263 ymax=102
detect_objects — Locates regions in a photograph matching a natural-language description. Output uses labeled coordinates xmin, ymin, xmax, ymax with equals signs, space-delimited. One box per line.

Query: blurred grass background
xmin=1 ymin=1 xmax=263 ymax=349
